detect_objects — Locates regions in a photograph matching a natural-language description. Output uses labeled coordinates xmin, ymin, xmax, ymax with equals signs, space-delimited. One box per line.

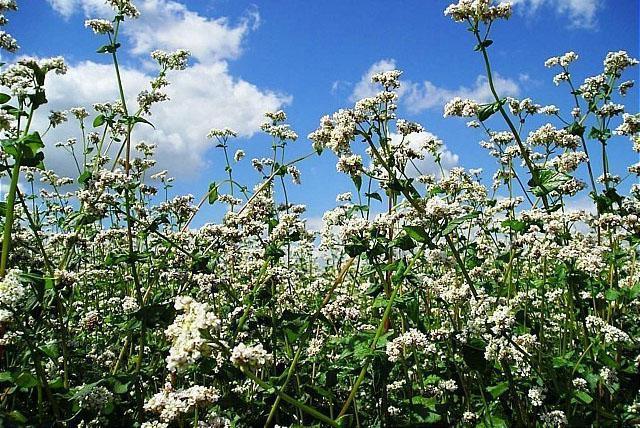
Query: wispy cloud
xmin=510 ymin=0 xmax=601 ymax=29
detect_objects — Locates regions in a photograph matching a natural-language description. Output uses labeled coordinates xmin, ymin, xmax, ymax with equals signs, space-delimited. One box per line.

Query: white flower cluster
xmin=541 ymin=410 xmax=568 ymax=427
xmin=507 ymin=97 xmax=541 ymax=115
xmin=396 ymin=119 xmax=424 ymax=136
xmin=616 ymin=113 xmax=640 ymax=136
xmin=151 ymin=49 xmax=190 ymax=71
xmin=585 ymin=316 xmax=631 ymax=344
xmin=165 ymin=296 xmax=221 ymax=372
xmin=371 ymin=69 xmax=402 ymax=90
xmin=106 ymin=0 xmax=140 ymax=18
xmin=599 ymin=367 xmax=617 ymax=387
xmin=443 ymin=97 xmax=479 ymax=118
xmin=528 ymin=386 xmax=545 ymax=407
xmin=336 ymin=154 xmax=363 ymax=175
xmin=0 ymin=269 xmax=25 ymax=322
xmin=551 ymin=151 xmax=588 ymax=173
xmin=545 ymin=52 xmax=579 ymax=68
xmin=230 ymin=342 xmax=271 ymax=369
xmin=85 ymin=19 xmax=114 ymax=34
xmin=308 ymin=109 xmax=358 ymax=155
xmin=321 ymin=294 xmax=360 ymax=321
xmin=0 ymin=30 xmax=18 ymax=52
xmin=386 ymin=328 xmax=435 ymax=362
xmin=207 ymin=127 xmax=238 ymax=140
xmin=579 ymin=74 xmax=607 ymax=100
xmin=597 ymin=102 xmax=625 ymax=117
xmin=526 ymin=123 xmax=580 ymax=149
xmin=0 ymin=0 xmax=17 ymax=11
xmin=77 ymin=385 xmax=113 ymax=411
xmin=0 ymin=57 xmax=67 ymax=96
xmin=603 ymin=50 xmax=638 ymax=76
xmin=144 ymin=384 xmax=220 ymax=422
xmin=444 ymin=0 xmax=512 ymax=23
xmin=0 ymin=1 xmax=17 ymax=53
xmin=261 ymin=122 xmax=298 ymax=141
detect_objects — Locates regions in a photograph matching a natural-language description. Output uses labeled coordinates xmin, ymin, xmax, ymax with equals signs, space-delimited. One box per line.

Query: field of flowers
xmin=0 ymin=0 xmax=639 ymax=426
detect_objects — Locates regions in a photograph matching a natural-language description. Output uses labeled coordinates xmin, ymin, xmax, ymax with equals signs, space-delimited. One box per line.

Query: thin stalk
xmin=337 ymin=246 xmax=425 ymax=419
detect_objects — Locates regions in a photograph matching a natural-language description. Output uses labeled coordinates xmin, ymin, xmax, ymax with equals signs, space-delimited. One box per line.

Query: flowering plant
xmin=0 ymin=0 xmax=639 ymax=427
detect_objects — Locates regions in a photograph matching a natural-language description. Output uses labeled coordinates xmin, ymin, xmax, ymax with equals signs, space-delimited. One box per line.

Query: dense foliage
xmin=0 ymin=0 xmax=639 ymax=427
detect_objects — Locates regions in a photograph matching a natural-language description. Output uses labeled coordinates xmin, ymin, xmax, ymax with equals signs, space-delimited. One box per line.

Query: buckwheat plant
xmin=0 ymin=0 xmax=639 ymax=427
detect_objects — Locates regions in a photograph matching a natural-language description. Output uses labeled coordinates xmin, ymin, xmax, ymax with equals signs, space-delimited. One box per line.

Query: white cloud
xmin=38 ymin=60 xmax=289 ymax=178
xmin=349 ymin=59 xmax=399 ymax=102
xmin=510 ymin=0 xmax=601 ymax=29
xmin=403 ymin=73 xmax=520 ymax=114
xmin=390 ymin=132 xmax=459 ymax=178
xmin=124 ymin=1 xmax=259 ymax=64
xmin=349 ymin=59 xmax=520 ymax=115
xmin=46 ymin=0 xmax=108 ymax=18
xmin=38 ymin=0 xmax=290 ymax=178
xmin=48 ymin=0 xmax=259 ymax=63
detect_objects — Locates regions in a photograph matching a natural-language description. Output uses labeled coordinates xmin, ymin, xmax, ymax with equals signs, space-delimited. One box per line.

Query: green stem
xmin=0 ymin=160 xmax=21 ymax=278
xmin=337 ymin=246 xmax=425 ymax=419
xmin=241 ymin=367 xmax=339 ymax=427
xmin=473 ymin=28 xmax=549 ymax=211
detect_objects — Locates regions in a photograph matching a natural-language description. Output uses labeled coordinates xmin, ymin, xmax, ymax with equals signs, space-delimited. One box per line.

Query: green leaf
xmin=391 ymin=259 xmax=407 ymax=284
xmin=392 ymin=233 xmax=416 ymax=251
xmin=443 ymin=211 xmax=479 ymax=235
xmin=575 ymin=390 xmax=593 ymax=404
xmin=93 ymin=114 xmax=106 ymax=127
xmin=365 ymin=191 xmax=382 ymax=202
xmin=473 ymin=39 xmax=493 ymax=51
xmin=96 ymin=43 xmax=120 ymax=54
xmin=7 ymin=411 xmax=27 ymax=424
xmin=0 ymin=93 xmax=11 ymax=104
xmin=461 ymin=338 xmax=488 ymax=371
xmin=567 ymin=122 xmax=585 ymax=137
xmin=21 ymin=131 xmax=44 ymax=152
xmin=29 ymin=89 xmax=48 ymax=110
xmin=207 ymin=182 xmax=218 ymax=205
xmin=351 ymin=174 xmax=362 ymax=191
xmin=345 ymin=241 xmax=367 ymax=257
xmin=78 ymin=170 xmax=92 ymax=186
xmin=604 ymin=288 xmax=620 ymax=301
xmin=336 ymin=415 xmax=354 ymax=428
xmin=487 ymin=381 xmax=509 ymax=399
xmin=113 ymin=382 xmax=129 ymax=394
xmin=476 ymin=415 xmax=508 ymax=428
xmin=15 ymin=372 xmax=38 ymax=389
xmin=128 ymin=116 xmax=155 ymax=129
xmin=477 ymin=101 xmax=501 ymax=122
xmin=404 ymin=226 xmax=430 ymax=244
xmin=530 ymin=169 xmax=571 ymax=197
xmin=501 ymin=219 xmax=527 ymax=232
xmin=265 ymin=243 xmax=285 ymax=259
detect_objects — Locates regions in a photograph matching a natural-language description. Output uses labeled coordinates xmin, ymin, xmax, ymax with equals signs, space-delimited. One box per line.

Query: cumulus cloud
xmin=403 ymin=73 xmax=520 ymax=114
xmin=349 ymin=59 xmax=400 ymax=102
xmin=510 ymin=0 xmax=601 ymax=29
xmin=38 ymin=0 xmax=290 ymax=178
xmin=349 ymin=59 xmax=520 ymax=115
xmin=123 ymin=1 xmax=260 ymax=63
xmin=389 ymin=132 xmax=459 ymax=178
xmin=38 ymin=60 xmax=288 ymax=178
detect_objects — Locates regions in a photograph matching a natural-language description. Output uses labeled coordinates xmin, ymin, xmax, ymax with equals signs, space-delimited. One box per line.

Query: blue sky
xmin=5 ymin=0 xmax=640 ymax=224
